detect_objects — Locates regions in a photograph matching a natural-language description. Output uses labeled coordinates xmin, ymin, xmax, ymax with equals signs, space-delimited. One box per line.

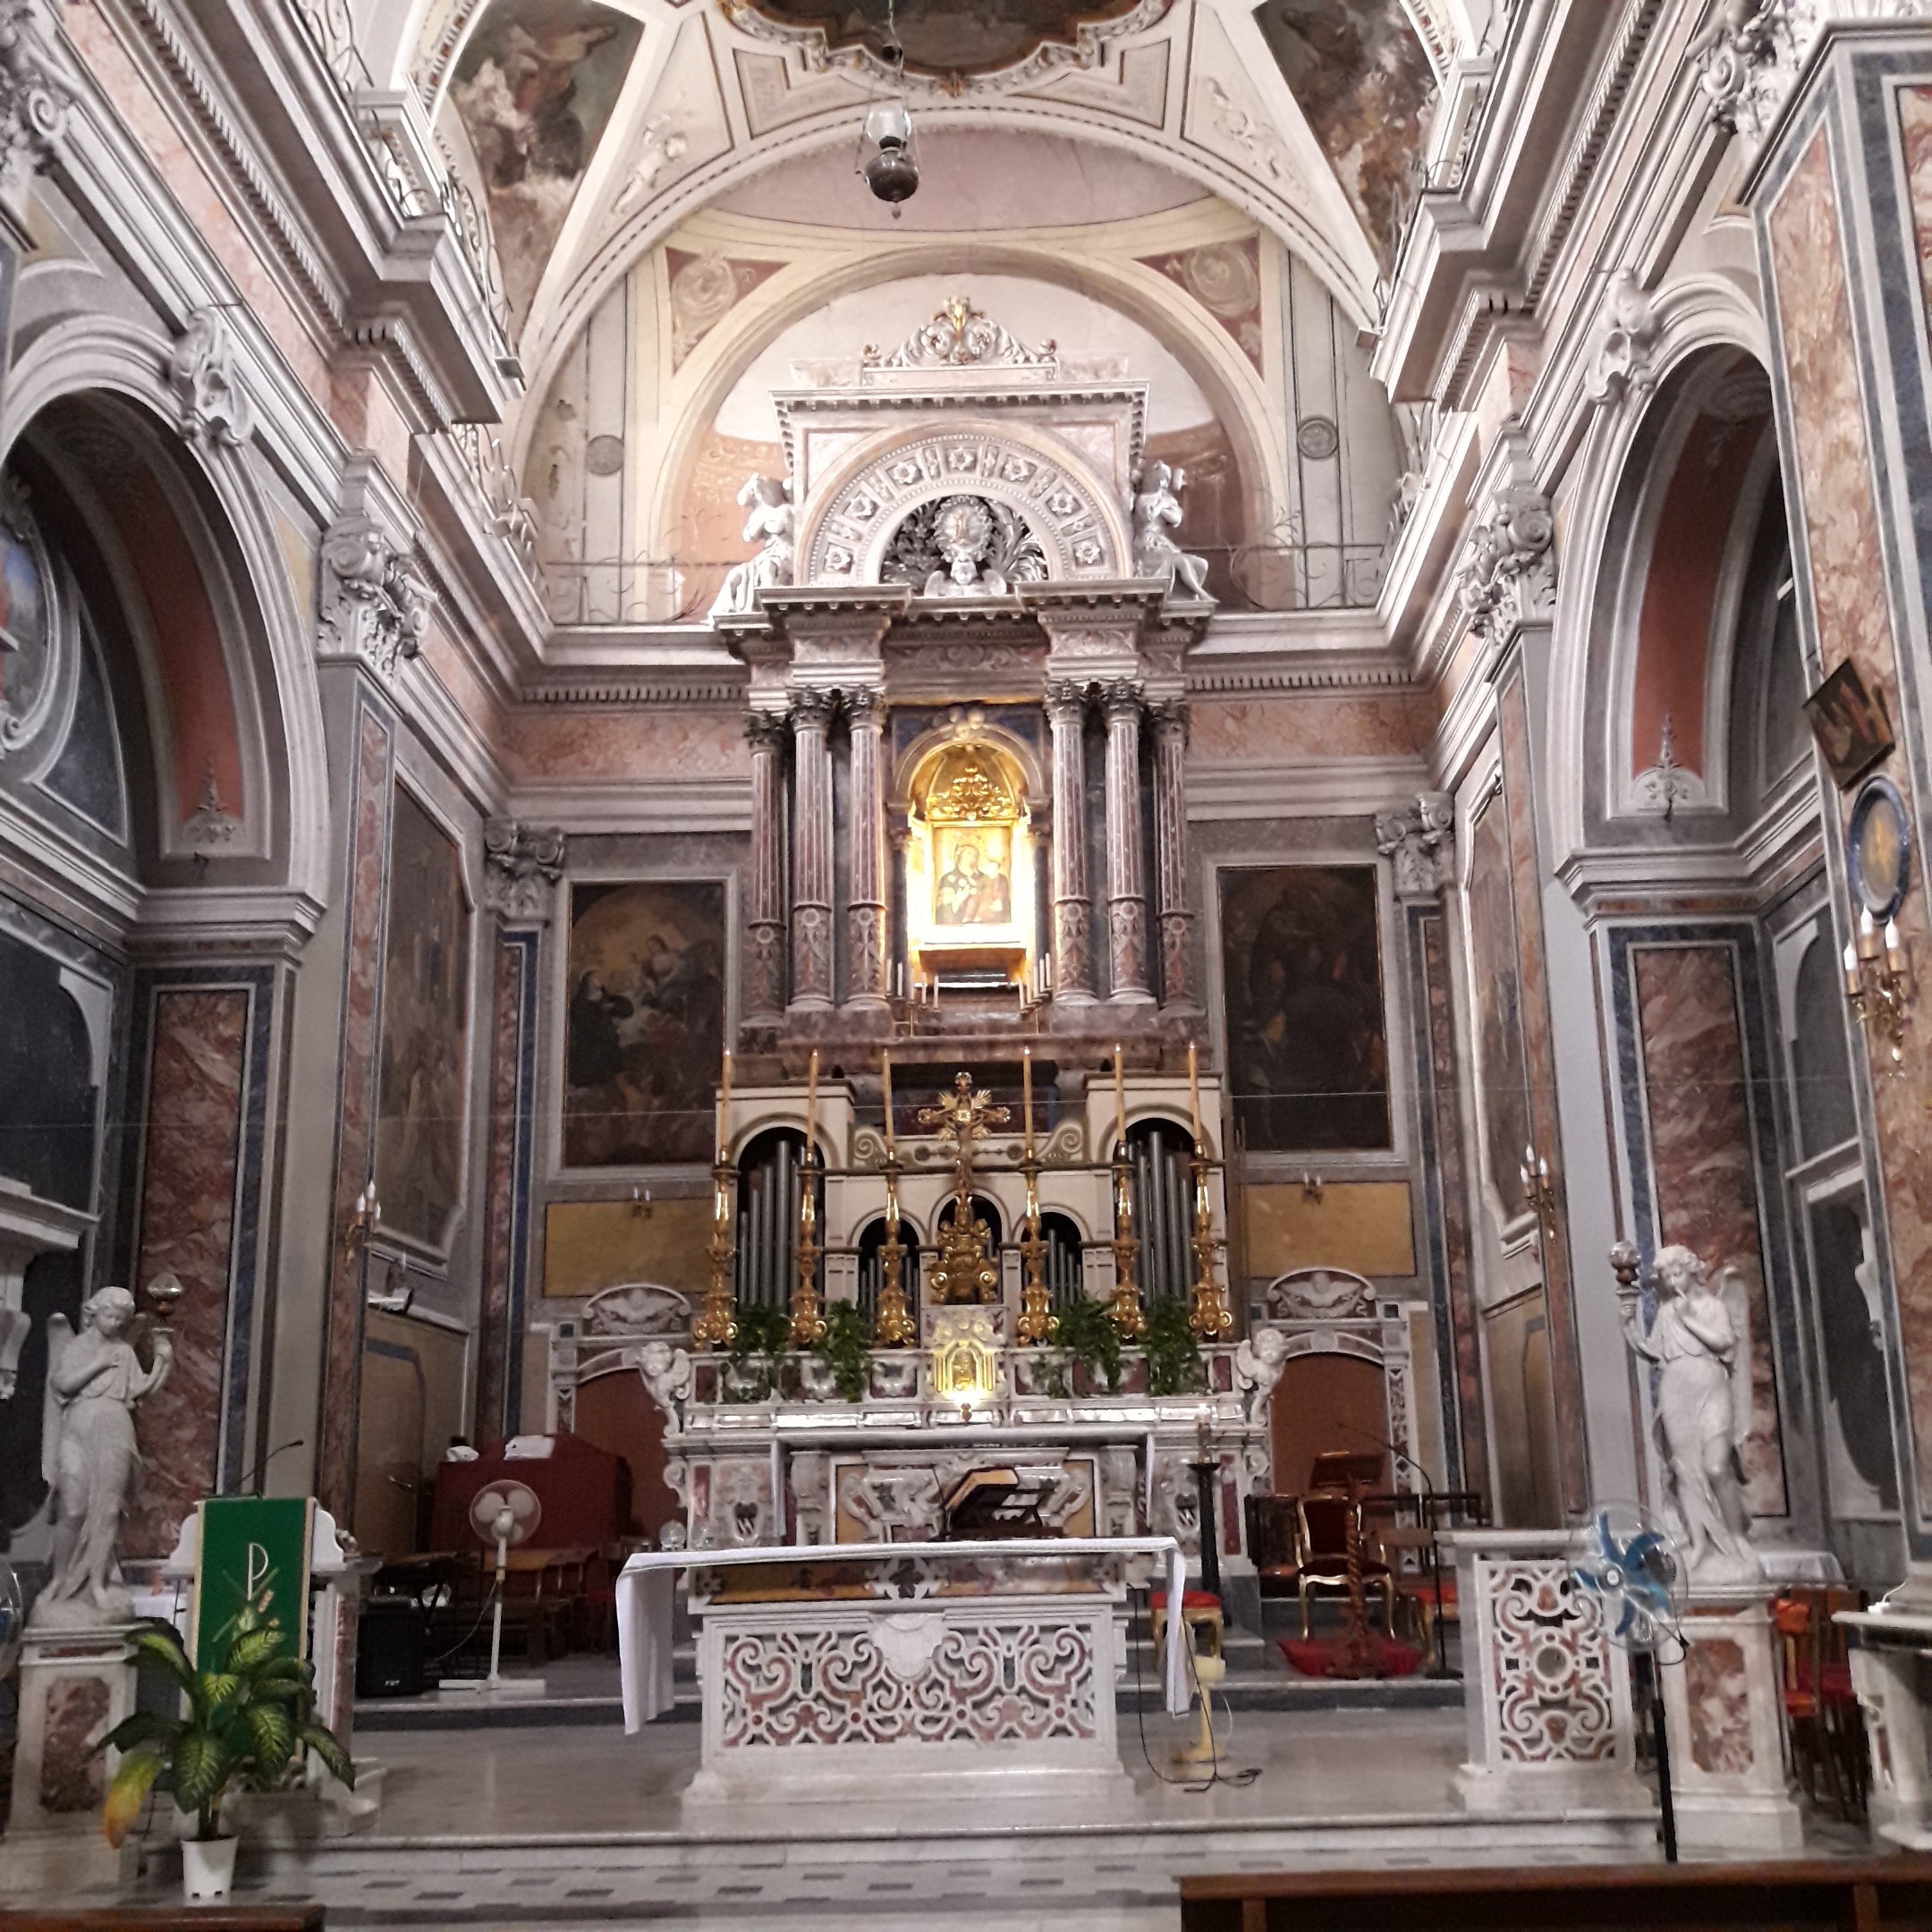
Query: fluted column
xmin=788 ymin=689 xmax=836 ymax=1012
xmin=745 ymin=711 xmax=789 ymax=1024
xmin=1149 ymin=699 xmax=1194 ymax=1009
xmin=1046 ymin=679 xmax=1095 ymax=1002
xmin=1102 ymin=679 xmax=1153 ymax=1004
xmin=844 ymin=687 xmax=888 ymax=1008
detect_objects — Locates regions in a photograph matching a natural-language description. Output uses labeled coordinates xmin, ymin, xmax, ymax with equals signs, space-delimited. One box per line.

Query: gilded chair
xmin=1292 ymin=1493 xmax=1394 ymax=1639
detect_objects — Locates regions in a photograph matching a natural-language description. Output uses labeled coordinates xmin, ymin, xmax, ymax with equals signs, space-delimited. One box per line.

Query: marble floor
xmin=17 ymin=1705 xmax=1862 ymax=1928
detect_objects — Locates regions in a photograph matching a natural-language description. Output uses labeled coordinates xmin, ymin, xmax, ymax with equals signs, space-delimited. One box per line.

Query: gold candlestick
xmin=1186 ymin=1156 xmax=1232 ymax=1339
xmin=1015 ymin=1048 xmax=1056 ymax=1344
xmin=873 ymin=1051 xmax=916 ymax=1346
xmin=693 ymin=1162 xmax=738 ymax=1350
xmin=1108 ymin=1139 xmax=1145 ymax=1340
xmin=790 ymin=1054 xmax=827 ymax=1345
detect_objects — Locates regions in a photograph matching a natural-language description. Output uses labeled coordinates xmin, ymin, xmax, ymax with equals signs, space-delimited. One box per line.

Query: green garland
xmin=813 ymin=1301 xmax=875 ymax=1402
xmin=1141 ymin=1295 xmax=1207 ymax=1396
xmin=1053 ymin=1294 xmax=1124 ymax=1394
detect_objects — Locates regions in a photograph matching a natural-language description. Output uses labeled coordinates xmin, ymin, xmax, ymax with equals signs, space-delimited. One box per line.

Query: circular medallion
xmin=1180 ymin=242 xmax=1259 ymax=319
xmin=1297 ymin=416 xmax=1340 ymax=462
xmin=584 ymin=435 xmax=624 ymax=478
xmin=1849 ymin=774 xmax=1912 ymax=923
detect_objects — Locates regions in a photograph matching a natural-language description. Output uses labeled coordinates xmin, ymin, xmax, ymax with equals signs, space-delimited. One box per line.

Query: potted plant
xmin=810 ymin=1301 xmax=874 ymax=1402
xmin=97 ymin=1619 xmax=353 ymax=1902
xmin=1055 ymin=1295 xmax=1124 ymax=1395
xmin=1142 ymin=1296 xmax=1208 ymax=1397
xmin=721 ymin=1303 xmax=791 ymax=1401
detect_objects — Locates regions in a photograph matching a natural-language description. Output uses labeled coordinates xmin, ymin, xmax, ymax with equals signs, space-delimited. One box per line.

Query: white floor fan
xmin=448 ymin=1479 xmax=547 ymax=1698
xmin=1569 ymin=1502 xmax=1688 ymax=1862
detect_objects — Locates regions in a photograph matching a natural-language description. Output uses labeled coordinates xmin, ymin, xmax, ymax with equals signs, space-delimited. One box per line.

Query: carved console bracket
xmin=484 ymin=820 xmax=566 ymax=924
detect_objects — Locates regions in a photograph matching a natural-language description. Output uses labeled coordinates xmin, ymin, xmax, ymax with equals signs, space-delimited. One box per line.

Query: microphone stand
xmin=1345 ymin=1425 xmax=1455 ymax=1680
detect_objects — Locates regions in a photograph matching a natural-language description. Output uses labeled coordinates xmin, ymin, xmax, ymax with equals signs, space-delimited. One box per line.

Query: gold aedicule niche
xmin=906 ymin=741 xmax=1036 ymax=986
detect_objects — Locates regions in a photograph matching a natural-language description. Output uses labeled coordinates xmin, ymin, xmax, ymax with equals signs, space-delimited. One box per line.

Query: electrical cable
xmin=1126 ymin=1583 xmax=1259 ymax=1792
xmin=425 ymin=1577 xmax=497 ymax=1673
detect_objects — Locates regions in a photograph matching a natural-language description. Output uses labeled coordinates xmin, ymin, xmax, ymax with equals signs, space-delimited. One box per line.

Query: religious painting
xmin=934 ymin=824 xmax=1013 ymax=926
xmin=1465 ymin=792 xmax=1531 ymax=1224
xmin=734 ymin=0 xmax=1144 ymax=78
xmin=450 ymin=0 xmax=643 ymax=324
xmin=1217 ymin=865 xmax=1390 ymax=1152
xmin=1803 ymin=657 xmax=1894 ymax=789
xmin=0 ymin=491 xmax=55 ymax=757
xmin=374 ymin=788 xmax=470 ymax=1252
xmin=564 ymin=881 xmax=725 ymax=1167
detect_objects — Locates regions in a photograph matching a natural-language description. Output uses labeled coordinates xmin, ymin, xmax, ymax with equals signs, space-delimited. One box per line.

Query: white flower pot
xmin=182 ymin=1834 xmax=239 ymax=1902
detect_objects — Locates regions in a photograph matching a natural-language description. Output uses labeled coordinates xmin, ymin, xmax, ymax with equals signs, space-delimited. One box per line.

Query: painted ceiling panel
xmin=451 ymin=0 xmax=644 ymax=325
xmin=1253 ymin=0 xmax=1436 ymax=270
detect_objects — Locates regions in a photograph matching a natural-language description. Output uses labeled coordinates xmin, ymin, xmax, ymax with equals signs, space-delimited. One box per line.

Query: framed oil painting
xmin=1803 ymin=657 xmax=1894 ymax=790
xmin=564 ymin=880 xmax=726 ymax=1167
xmin=374 ymin=786 xmax=471 ymax=1253
xmin=1217 ymin=864 xmax=1391 ymax=1153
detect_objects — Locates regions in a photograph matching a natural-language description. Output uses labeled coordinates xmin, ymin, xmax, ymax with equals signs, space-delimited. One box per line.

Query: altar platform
xmin=30 ymin=1707 xmax=1695 ymax=1930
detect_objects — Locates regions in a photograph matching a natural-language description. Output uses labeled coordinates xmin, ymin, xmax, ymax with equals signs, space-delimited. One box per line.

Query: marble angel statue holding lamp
xmin=707 ymin=475 xmax=793 ymax=623
xmin=1613 ymin=1241 xmax=1766 ymax=1589
xmin=34 ymin=1284 xmax=174 ymax=1625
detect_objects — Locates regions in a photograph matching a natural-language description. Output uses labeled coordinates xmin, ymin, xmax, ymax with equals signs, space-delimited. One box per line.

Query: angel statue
xmin=1132 ymin=461 xmax=1213 ymax=600
xmin=707 ymin=475 xmax=794 ymax=623
xmin=1613 ymin=1242 xmax=1765 ymax=1589
xmin=34 ymin=1285 xmax=174 ymax=1626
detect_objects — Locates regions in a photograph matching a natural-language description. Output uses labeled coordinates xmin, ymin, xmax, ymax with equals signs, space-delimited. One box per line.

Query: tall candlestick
xmin=805 ymin=1049 xmax=818 ymax=1143
xmin=1022 ymin=1046 xmax=1035 ymax=1158
xmin=1113 ymin=1044 xmax=1126 ymax=1153
xmin=881 ymin=1049 xmax=896 ymax=1152
xmin=716 ymin=1048 xmax=733 ymax=1165
xmin=1187 ymin=1040 xmax=1202 ymax=1147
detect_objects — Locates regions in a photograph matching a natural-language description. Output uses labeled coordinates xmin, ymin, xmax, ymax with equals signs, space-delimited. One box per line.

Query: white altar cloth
xmin=616 ymin=1537 xmax=1192 ymax=1733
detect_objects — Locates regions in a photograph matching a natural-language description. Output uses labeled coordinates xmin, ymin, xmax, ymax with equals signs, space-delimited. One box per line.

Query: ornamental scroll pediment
xmin=801 ymin=431 xmax=1126 ymax=584
xmin=863 ymin=296 xmax=1058 ymax=377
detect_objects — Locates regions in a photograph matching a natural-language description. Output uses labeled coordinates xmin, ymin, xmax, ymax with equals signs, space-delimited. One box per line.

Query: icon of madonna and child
xmin=934 ymin=827 xmax=1013 ymax=927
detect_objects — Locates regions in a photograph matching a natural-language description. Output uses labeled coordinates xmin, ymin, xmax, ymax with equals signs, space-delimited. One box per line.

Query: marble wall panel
xmin=123 ymin=988 xmax=249 ymax=1557
xmin=500 ymin=708 xmax=751 ymax=784
xmin=1188 ymin=692 xmax=1436 ymax=763
xmin=1630 ymin=944 xmax=1789 ymax=1517
xmin=1418 ymin=908 xmax=1487 ymax=1499
xmin=1767 ymin=124 xmax=1932 ymax=1512
xmin=38 ymin=1676 xmax=109 ymax=1813
xmin=476 ymin=930 xmax=538 ymax=1445
xmin=1498 ymin=668 xmax=1589 ymax=1515
xmin=316 ymin=701 xmax=394 ymax=1522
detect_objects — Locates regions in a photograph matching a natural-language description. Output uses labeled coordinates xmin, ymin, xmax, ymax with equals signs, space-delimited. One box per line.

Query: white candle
xmin=1022 ymin=1046 xmax=1034 ymax=1159
xmin=717 ymin=1048 xmax=733 ymax=1165
xmin=882 ymin=1049 xmax=896 ymax=1154
xmin=1114 ymin=1044 xmax=1126 ymax=1151
xmin=1187 ymin=1040 xmax=1203 ymax=1147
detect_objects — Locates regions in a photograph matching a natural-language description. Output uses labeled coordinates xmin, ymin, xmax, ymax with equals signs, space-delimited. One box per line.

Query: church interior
xmin=13 ymin=0 xmax=1932 ymax=1925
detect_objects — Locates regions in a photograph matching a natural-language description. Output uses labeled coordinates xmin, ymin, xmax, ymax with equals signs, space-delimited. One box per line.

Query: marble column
xmin=844 ymin=688 xmax=888 ymax=1009
xmin=745 ymin=711 xmax=790 ymax=1024
xmin=1148 ymin=699 xmax=1193 ymax=1009
xmin=1045 ymin=680 xmax=1095 ymax=1003
xmin=788 ymin=690 xmax=836 ymax=1013
xmin=1101 ymin=679 xmax=1153 ymax=1005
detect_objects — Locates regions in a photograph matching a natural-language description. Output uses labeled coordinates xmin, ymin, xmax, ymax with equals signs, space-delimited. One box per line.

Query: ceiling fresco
xmin=1254 ymin=0 xmax=1437 ymax=271
xmin=723 ymin=0 xmax=1159 ymax=80
xmin=450 ymin=0 xmax=643 ymax=323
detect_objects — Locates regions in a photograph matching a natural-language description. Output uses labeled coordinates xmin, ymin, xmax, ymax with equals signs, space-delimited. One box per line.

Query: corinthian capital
xmin=1456 ymin=485 xmax=1555 ymax=638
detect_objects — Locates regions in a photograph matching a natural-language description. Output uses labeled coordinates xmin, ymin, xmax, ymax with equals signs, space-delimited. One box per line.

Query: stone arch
xmin=0 ymin=320 xmax=329 ymax=917
xmin=891 ymin=716 xmax=1046 ymax=815
xmin=1546 ymin=284 xmax=1781 ymax=877
xmin=797 ymin=421 xmax=1132 ymax=586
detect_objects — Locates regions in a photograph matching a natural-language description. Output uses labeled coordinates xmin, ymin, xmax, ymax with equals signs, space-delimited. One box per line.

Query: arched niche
xmin=900 ymin=737 xmax=1040 ymax=994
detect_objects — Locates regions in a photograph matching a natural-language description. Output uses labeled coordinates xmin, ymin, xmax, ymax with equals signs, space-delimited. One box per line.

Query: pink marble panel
xmin=1769 ymin=128 xmax=1932 ymax=1505
xmin=1631 ymin=945 xmax=1788 ymax=1516
xmin=125 ymin=988 xmax=249 ymax=1557
xmin=39 ymin=1676 xmax=109 ymax=1813
xmin=1499 ymin=671 xmax=1589 ymax=1515
xmin=500 ymin=708 xmax=752 ymax=784
xmin=475 ymin=938 xmax=523 ymax=1448
xmin=1422 ymin=911 xmax=1488 ymax=1502
xmin=1188 ymin=693 xmax=1436 ymax=763
xmin=1683 ymin=1635 xmax=1753 ymax=1775
xmin=316 ymin=708 xmax=393 ymax=1521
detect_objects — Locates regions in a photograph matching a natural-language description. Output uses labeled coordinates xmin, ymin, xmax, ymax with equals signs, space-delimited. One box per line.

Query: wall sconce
xmin=629 ymin=1184 xmax=654 ymax=1221
xmin=1520 ymin=1145 xmax=1557 ymax=1224
xmin=1844 ymin=910 xmax=1910 ymax=1070
xmin=1301 ymin=1172 xmax=1325 ymax=1204
xmin=341 ymin=1184 xmax=381 ymax=1262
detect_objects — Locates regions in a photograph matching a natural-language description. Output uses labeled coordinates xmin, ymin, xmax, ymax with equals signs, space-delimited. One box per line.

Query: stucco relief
xmin=802 ymin=432 xmax=1125 ymax=583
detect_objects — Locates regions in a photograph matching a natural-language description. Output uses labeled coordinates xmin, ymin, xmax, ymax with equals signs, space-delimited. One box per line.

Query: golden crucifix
xmin=918 ymin=1072 xmax=1010 ymax=1305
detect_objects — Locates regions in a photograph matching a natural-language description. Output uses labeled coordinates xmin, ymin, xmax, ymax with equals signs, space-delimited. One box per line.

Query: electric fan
xmin=463 ymin=1479 xmax=543 ymax=1693
xmin=1567 ymin=1502 xmax=1686 ymax=1860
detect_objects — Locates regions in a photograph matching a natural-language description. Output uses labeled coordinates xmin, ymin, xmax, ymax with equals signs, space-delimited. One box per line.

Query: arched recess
xmin=520 ymin=106 xmax=1382 ymax=430
xmin=0 ymin=323 xmax=329 ymax=919
xmin=1545 ymin=283 xmax=1780 ymax=877
xmin=567 ymin=240 xmax=1288 ymax=595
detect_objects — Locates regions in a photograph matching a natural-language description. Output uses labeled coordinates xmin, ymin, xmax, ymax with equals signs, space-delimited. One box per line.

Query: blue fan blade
xmin=1625 ymin=1530 xmax=1665 ymax=1566
xmin=1575 ymin=1570 xmax=1604 ymax=1593
xmin=1614 ymin=1598 xmax=1636 ymax=1638
xmin=1595 ymin=1512 xmax=1618 ymax=1565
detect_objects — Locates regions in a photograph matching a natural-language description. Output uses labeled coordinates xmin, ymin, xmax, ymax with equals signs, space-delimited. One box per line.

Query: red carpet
xmin=1279 ymin=1633 xmax=1424 ymax=1679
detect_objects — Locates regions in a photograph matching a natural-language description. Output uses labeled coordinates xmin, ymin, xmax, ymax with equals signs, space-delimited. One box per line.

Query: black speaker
xmin=355 ymin=1597 xmax=428 ymax=1699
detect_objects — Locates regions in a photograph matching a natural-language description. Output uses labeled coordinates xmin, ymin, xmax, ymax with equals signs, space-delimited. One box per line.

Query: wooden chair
xmin=1245 ymin=1494 xmax=1302 ymax=1606
xmin=1292 ymin=1494 xmax=1394 ymax=1640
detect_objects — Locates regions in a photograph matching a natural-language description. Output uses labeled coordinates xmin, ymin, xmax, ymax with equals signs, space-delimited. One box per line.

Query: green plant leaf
xmin=242 ymin=1700 xmax=296 ymax=1782
xmin=171 ymin=1731 xmax=232 ymax=1811
xmin=226 ymin=1626 xmax=286 ymax=1672
xmin=197 ymin=1672 xmax=242 ymax=1718
xmin=99 ymin=1708 xmax=181 ymax=1757
xmin=101 ymin=1750 xmax=164 ymax=1848
xmin=250 ymin=1678 xmax=307 ymax=1706
xmin=255 ymin=1655 xmax=309 ymax=1682
xmin=130 ymin=1627 xmax=194 ymax=1690
xmin=298 ymin=1724 xmax=354 ymax=1790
